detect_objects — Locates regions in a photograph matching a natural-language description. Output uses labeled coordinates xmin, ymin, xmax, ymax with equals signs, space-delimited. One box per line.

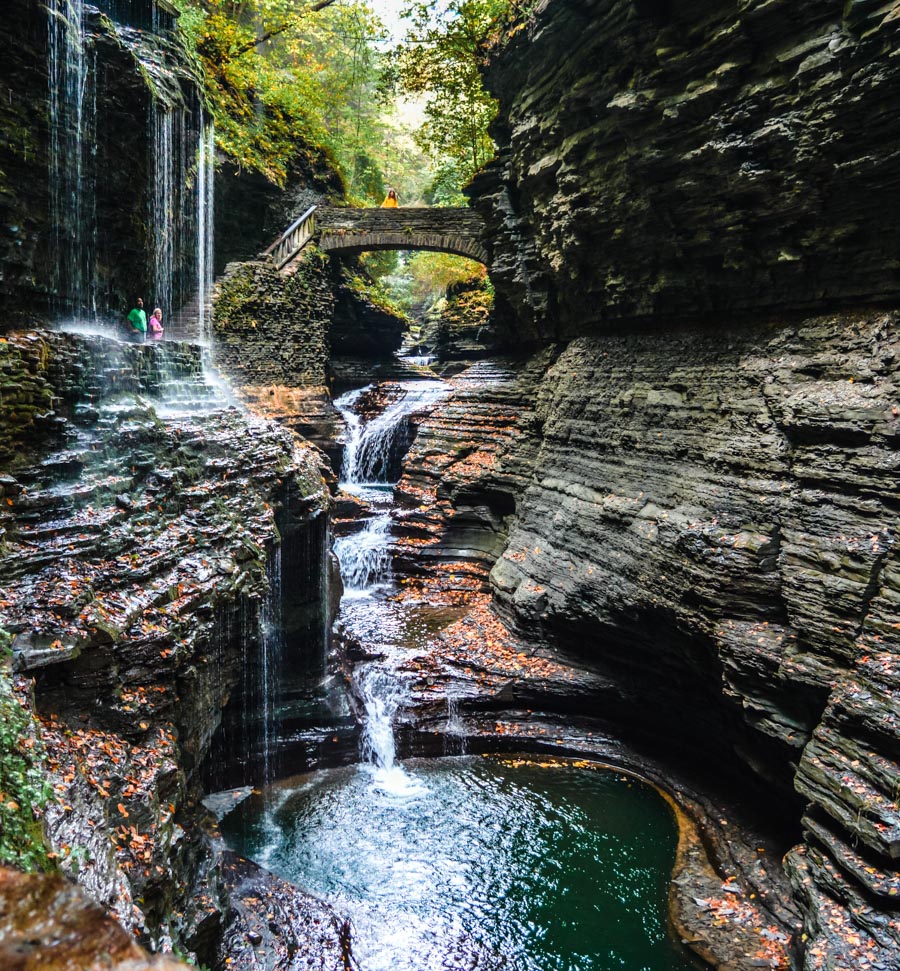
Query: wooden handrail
xmin=262 ymin=205 xmax=318 ymax=258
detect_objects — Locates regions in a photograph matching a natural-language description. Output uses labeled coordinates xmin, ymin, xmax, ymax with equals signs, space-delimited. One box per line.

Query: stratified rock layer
xmin=466 ymin=1 xmax=900 ymax=964
xmin=0 ymin=331 xmax=341 ymax=967
xmin=479 ymin=310 xmax=900 ymax=968
xmin=213 ymin=254 xmax=335 ymax=388
xmin=473 ymin=0 xmax=900 ymax=341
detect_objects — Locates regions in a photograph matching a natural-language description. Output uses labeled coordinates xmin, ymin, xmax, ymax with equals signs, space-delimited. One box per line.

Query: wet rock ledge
xmin=0 ymin=331 xmax=343 ymax=968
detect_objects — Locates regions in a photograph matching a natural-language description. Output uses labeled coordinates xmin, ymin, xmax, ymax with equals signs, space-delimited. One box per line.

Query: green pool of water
xmin=221 ymin=755 xmax=704 ymax=971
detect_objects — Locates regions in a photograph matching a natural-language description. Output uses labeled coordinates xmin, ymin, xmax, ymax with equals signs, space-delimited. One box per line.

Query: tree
xmin=175 ymin=0 xmax=390 ymax=193
xmin=388 ymin=1 xmax=531 ymax=191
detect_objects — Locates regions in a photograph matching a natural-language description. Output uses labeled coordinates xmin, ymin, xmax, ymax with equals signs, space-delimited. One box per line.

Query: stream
xmin=221 ymin=373 xmax=704 ymax=971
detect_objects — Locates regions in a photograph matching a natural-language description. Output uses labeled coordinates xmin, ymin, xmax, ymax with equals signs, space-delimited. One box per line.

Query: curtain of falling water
xmin=150 ymin=106 xmax=176 ymax=319
xmin=259 ymin=547 xmax=284 ymax=788
xmin=48 ymin=0 xmax=98 ymax=318
xmin=197 ymin=118 xmax=216 ymax=348
xmin=48 ymin=3 xmax=214 ymax=331
xmin=148 ymin=100 xmax=215 ymax=337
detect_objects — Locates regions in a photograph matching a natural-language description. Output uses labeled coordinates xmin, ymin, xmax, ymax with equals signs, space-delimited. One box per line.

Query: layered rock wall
xmin=473 ymin=0 xmax=900 ymax=341
xmin=468 ymin=1 xmax=900 ymax=966
xmin=0 ymin=332 xmax=336 ymax=963
xmin=213 ymin=253 xmax=334 ymax=389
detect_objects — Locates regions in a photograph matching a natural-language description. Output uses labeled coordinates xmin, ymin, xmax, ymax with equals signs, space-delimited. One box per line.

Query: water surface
xmin=222 ymin=755 xmax=702 ymax=971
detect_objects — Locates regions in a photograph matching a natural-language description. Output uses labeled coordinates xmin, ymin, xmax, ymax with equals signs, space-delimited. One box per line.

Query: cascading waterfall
xmin=332 ymin=514 xmax=392 ymax=594
xmin=332 ymin=381 xmax=448 ymax=790
xmin=359 ymin=668 xmax=401 ymax=772
xmin=48 ymin=0 xmax=98 ymax=318
xmin=445 ymin=695 xmax=467 ymax=755
xmin=149 ymin=105 xmax=179 ymax=320
xmin=338 ymin=381 xmax=448 ymax=485
xmin=333 ymin=383 xmax=448 ymax=592
xmin=359 ymin=667 xmax=426 ymax=796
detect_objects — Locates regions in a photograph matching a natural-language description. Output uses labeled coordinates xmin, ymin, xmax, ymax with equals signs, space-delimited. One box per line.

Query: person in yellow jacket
xmin=381 ymin=188 xmax=399 ymax=207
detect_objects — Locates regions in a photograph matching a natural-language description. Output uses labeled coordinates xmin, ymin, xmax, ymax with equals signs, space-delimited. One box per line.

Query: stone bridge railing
xmin=264 ymin=206 xmax=488 ymax=271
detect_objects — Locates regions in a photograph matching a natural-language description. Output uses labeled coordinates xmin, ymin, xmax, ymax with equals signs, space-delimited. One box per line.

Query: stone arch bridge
xmin=264 ymin=206 xmax=488 ymax=272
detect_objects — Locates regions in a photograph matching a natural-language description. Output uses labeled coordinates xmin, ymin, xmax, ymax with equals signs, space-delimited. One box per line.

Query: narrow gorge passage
xmin=220 ymin=369 xmax=705 ymax=971
xmin=4 ymin=0 xmax=900 ymax=969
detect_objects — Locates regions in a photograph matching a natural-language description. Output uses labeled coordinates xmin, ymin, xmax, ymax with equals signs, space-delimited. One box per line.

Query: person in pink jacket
xmin=148 ymin=308 xmax=164 ymax=340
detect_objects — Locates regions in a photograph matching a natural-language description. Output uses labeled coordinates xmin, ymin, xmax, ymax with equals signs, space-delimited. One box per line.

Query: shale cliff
xmin=0 ymin=332 xmax=343 ymax=968
xmin=457 ymin=1 xmax=900 ymax=968
xmin=473 ymin=0 xmax=900 ymax=341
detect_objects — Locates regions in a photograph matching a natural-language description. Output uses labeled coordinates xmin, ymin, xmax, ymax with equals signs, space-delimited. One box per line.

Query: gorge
xmin=2 ymin=1 xmax=900 ymax=970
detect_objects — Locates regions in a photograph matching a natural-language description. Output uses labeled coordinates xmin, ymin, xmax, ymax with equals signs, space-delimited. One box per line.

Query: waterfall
xmin=332 ymin=514 xmax=392 ymax=594
xmin=259 ymin=547 xmax=284 ymax=787
xmin=197 ymin=119 xmax=216 ymax=347
xmin=47 ymin=3 xmax=213 ymax=331
xmin=359 ymin=668 xmax=426 ymax=797
xmin=445 ymin=695 xmax=467 ymax=755
xmin=48 ymin=0 xmax=98 ymax=318
xmin=335 ymin=381 xmax=448 ymax=486
xmin=332 ymin=381 xmax=449 ymax=794
xmin=147 ymin=101 xmax=217 ymax=341
xmin=149 ymin=106 xmax=177 ymax=321
xmin=331 ymin=380 xmax=448 ymax=595
xmin=359 ymin=669 xmax=400 ymax=771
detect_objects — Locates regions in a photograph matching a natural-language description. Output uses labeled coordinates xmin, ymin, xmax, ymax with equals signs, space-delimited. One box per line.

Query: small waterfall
xmin=259 ymin=547 xmax=284 ymax=787
xmin=48 ymin=0 xmax=98 ymax=318
xmin=331 ymin=382 xmax=449 ymax=596
xmin=360 ymin=669 xmax=400 ymax=771
xmin=359 ymin=668 xmax=426 ymax=797
xmin=197 ymin=119 xmax=216 ymax=347
xmin=148 ymin=101 xmax=217 ymax=341
xmin=338 ymin=393 xmax=364 ymax=482
xmin=332 ymin=514 xmax=392 ymax=594
xmin=445 ymin=695 xmax=467 ymax=755
xmin=335 ymin=381 xmax=448 ymax=485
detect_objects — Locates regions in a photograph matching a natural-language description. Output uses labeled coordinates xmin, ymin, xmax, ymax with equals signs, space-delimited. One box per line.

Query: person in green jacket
xmin=127 ymin=298 xmax=147 ymax=343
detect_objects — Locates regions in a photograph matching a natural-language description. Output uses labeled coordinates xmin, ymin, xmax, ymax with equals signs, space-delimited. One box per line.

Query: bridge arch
xmin=264 ymin=205 xmax=488 ymax=272
xmin=318 ymin=230 xmax=487 ymax=264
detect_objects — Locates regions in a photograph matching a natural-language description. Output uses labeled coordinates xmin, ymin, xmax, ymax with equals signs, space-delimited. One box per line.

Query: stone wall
xmin=213 ymin=252 xmax=335 ymax=388
xmin=473 ymin=0 xmax=900 ymax=342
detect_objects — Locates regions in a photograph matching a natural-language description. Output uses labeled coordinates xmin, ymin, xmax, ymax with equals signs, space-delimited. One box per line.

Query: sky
xmin=370 ymin=0 xmax=410 ymax=40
